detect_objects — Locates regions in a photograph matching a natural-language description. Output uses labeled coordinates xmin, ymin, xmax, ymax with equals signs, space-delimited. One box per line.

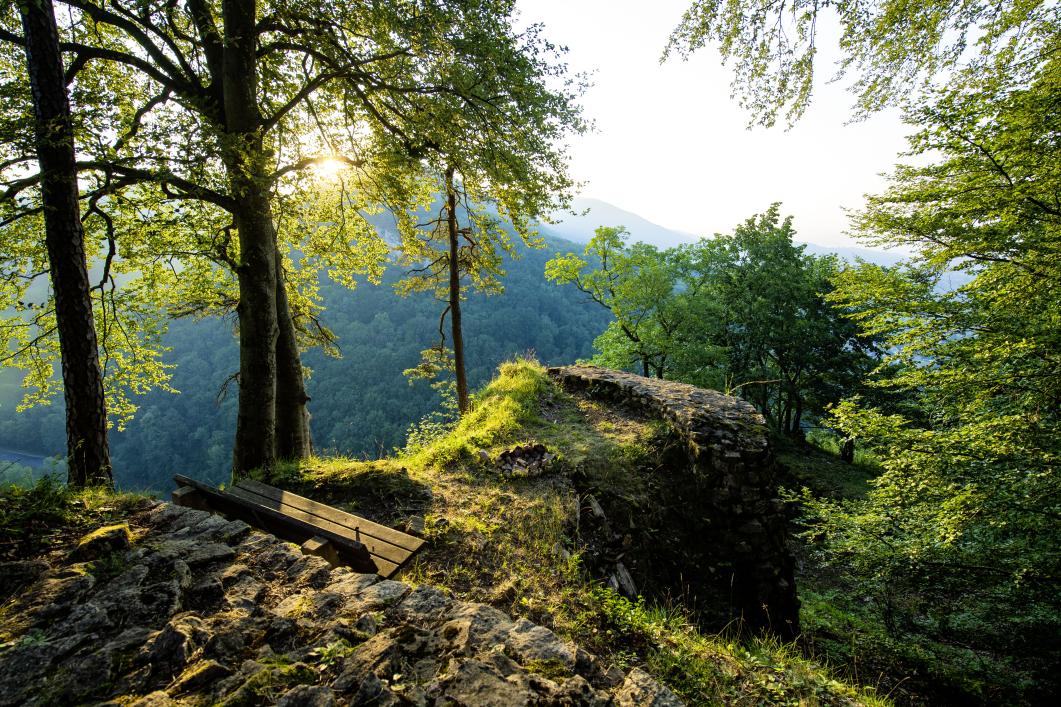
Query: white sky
xmin=516 ymin=0 xmax=914 ymax=247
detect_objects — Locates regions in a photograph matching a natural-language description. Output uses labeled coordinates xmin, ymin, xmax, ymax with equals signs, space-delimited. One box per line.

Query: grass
xmin=583 ymin=587 xmax=888 ymax=706
xmin=0 ymin=477 xmax=150 ymax=564
xmin=774 ymin=431 xmax=880 ymax=500
xmin=266 ymin=358 xmax=888 ymax=706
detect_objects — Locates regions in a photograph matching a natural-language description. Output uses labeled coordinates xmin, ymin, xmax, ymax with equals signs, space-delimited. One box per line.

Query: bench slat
xmin=236 ymin=479 xmax=424 ymax=553
xmin=226 ymin=486 xmax=401 ymax=576
xmin=172 ymin=474 xmax=376 ymax=573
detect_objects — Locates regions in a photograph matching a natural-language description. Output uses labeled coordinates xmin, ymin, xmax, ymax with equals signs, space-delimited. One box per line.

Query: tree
xmin=801 ymin=56 xmax=1061 ymax=694
xmin=0 ymin=0 xmax=582 ymax=475
xmin=398 ymin=169 xmax=505 ymax=415
xmin=704 ymin=205 xmax=876 ymax=434
xmin=665 ymin=0 xmax=1058 ymax=126
xmin=546 ymin=226 xmax=681 ymax=378
xmin=16 ymin=0 xmax=110 ymax=488
xmin=546 ymin=210 xmax=876 ymax=433
xmin=388 ymin=6 xmax=585 ymax=415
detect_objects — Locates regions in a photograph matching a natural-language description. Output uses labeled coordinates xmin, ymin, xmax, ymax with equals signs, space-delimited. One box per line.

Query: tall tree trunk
xmin=274 ymin=252 xmax=312 ymax=459
xmin=21 ymin=0 xmax=111 ymax=489
xmin=640 ymin=356 xmax=650 ymax=378
xmin=223 ymin=0 xmax=278 ymax=476
xmin=445 ymin=167 xmax=470 ymax=415
xmin=840 ymin=436 xmax=855 ymax=464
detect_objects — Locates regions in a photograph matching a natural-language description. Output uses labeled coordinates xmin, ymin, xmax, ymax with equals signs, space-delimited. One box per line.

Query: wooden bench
xmin=172 ymin=474 xmax=424 ymax=578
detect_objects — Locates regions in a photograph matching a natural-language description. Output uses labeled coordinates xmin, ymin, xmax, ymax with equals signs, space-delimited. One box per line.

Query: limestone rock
xmin=128 ymin=691 xmax=175 ymax=707
xmin=393 ymin=585 xmax=453 ymax=624
xmin=140 ymin=615 xmax=211 ymax=680
xmin=69 ymin=524 xmax=132 ymax=562
xmin=0 ymin=498 xmax=676 ymax=707
xmin=505 ymin=618 xmax=576 ymax=670
xmin=169 ymin=658 xmax=232 ymax=694
xmin=278 ymin=684 xmax=338 ymax=707
xmin=614 ymin=667 xmax=683 ymax=707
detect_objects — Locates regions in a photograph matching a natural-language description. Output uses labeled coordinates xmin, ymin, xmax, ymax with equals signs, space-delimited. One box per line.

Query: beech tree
xmin=390 ymin=7 xmax=585 ymax=416
xmin=0 ymin=0 xmax=581 ymax=474
xmin=14 ymin=0 xmax=110 ymax=488
xmin=668 ymin=0 xmax=1061 ymax=693
xmin=546 ymin=226 xmax=684 ymax=378
xmin=666 ymin=0 xmax=1058 ymax=126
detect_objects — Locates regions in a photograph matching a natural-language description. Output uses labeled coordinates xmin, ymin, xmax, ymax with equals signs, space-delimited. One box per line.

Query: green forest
xmin=1 ymin=0 xmax=1058 ymax=705
xmin=0 ymin=232 xmax=610 ymax=491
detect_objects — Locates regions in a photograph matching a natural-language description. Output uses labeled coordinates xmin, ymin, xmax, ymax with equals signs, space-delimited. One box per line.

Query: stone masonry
xmin=550 ymin=365 xmax=800 ymax=639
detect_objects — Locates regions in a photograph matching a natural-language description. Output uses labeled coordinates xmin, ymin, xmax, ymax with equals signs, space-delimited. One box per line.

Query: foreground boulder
xmin=0 ymin=501 xmax=681 ymax=706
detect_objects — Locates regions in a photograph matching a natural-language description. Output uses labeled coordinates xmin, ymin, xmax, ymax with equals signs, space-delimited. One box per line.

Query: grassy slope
xmin=262 ymin=359 xmax=886 ymax=706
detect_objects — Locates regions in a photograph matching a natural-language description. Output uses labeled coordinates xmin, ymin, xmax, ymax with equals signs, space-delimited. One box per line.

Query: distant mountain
xmin=546 ymin=198 xmax=698 ymax=250
xmin=547 ymin=197 xmax=906 ymax=266
xmin=800 ymin=242 xmax=906 ymax=266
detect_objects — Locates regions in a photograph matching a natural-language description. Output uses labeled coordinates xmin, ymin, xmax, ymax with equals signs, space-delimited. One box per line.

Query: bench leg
xmin=301 ymin=535 xmax=340 ymax=566
xmin=172 ymin=486 xmax=211 ymax=512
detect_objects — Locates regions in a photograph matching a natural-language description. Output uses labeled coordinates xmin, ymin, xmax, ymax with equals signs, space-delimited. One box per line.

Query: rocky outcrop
xmin=0 ymin=501 xmax=682 ymax=706
xmin=551 ymin=365 xmax=800 ymax=639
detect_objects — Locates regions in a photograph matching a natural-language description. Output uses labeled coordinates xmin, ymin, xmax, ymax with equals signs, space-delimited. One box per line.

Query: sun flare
xmin=312 ymin=157 xmax=346 ymax=181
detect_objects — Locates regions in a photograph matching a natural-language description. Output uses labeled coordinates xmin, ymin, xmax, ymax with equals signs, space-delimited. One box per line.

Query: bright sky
xmin=517 ymin=0 xmax=914 ymax=247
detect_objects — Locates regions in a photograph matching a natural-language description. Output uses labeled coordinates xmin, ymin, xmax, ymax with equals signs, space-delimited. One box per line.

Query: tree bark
xmin=445 ymin=167 xmax=470 ymax=415
xmin=223 ymin=0 xmax=278 ymax=476
xmin=840 ymin=436 xmax=855 ymax=464
xmin=274 ymin=252 xmax=312 ymax=459
xmin=21 ymin=0 xmax=112 ymax=489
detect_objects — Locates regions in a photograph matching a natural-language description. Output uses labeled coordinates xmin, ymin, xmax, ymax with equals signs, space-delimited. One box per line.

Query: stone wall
xmin=550 ymin=365 xmax=800 ymax=639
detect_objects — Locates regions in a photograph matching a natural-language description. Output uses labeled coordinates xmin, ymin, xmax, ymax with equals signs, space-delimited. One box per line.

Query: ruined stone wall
xmin=550 ymin=365 xmax=800 ymax=639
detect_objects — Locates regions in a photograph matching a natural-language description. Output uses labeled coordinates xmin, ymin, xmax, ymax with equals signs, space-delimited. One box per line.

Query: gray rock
xmin=324 ymin=571 xmax=380 ymax=602
xmin=128 ymin=691 xmax=175 ymax=706
xmin=505 ymin=618 xmax=576 ymax=670
xmin=168 ymin=659 xmax=232 ymax=694
xmin=277 ymin=684 xmax=337 ymax=707
xmin=432 ymin=658 xmax=534 ymax=706
xmin=614 ymin=667 xmax=684 ymax=706
xmin=343 ymin=579 xmax=409 ymax=614
xmin=37 ymin=646 xmax=115 ymax=705
xmin=139 ymin=615 xmax=211 ymax=680
xmin=224 ymin=575 xmax=265 ymax=611
xmin=184 ymin=542 xmax=236 ymax=567
xmin=556 ymin=675 xmax=610 ymax=706
xmin=219 ymin=563 xmax=252 ymax=588
xmin=438 ymin=602 xmax=514 ymax=656
xmin=392 ymin=585 xmax=452 ymax=623
xmin=353 ymin=612 xmax=379 ymax=637
xmin=68 ymin=524 xmax=131 ymax=562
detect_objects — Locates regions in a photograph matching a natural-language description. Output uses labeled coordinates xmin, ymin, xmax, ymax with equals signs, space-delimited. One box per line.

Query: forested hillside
xmin=0 ymin=233 xmax=609 ymax=491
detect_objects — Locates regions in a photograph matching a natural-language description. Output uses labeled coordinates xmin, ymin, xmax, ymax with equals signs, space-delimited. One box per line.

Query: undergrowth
xmin=0 ymin=477 xmax=149 ymax=562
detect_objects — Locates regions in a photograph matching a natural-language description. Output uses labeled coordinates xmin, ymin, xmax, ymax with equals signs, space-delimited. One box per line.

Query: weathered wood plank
xmin=172 ymin=474 xmax=377 ymax=573
xmin=172 ymin=485 xmax=210 ymax=511
xmin=236 ymin=479 xmax=424 ymax=553
xmin=301 ymin=536 xmax=339 ymax=566
xmin=225 ymin=485 xmax=402 ymax=576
